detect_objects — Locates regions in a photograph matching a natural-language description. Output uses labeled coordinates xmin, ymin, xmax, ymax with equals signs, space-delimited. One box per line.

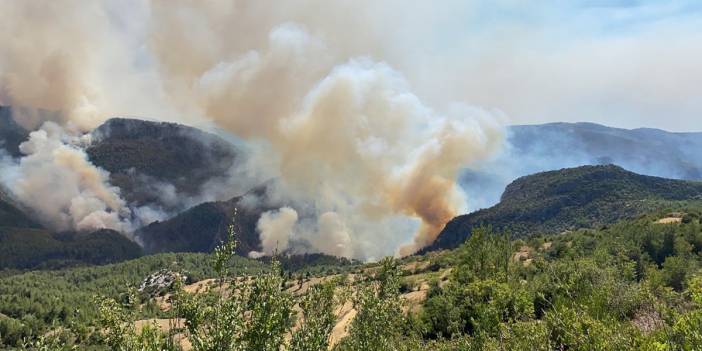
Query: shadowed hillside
xmin=0 ymin=228 xmax=142 ymax=270
xmin=0 ymin=106 xmax=28 ymax=158
xmin=0 ymin=188 xmax=39 ymax=229
xmin=136 ymin=188 xmax=273 ymax=256
xmin=87 ymin=118 xmax=240 ymax=209
xmin=0 ymin=168 xmax=144 ymax=270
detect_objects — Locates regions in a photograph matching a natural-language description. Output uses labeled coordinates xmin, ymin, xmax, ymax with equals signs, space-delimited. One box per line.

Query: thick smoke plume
xmin=0 ymin=1 xmax=504 ymax=259
xmin=249 ymin=207 xmax=298 ymax=259
xmin=0 ymin=123 xmax=154 ymax=233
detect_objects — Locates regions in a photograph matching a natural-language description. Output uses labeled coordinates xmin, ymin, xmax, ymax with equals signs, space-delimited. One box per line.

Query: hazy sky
xmin=389 ymin=0 xmax=702 ymax=132
xmin=2 ymin=0 xmax=701 ymax=132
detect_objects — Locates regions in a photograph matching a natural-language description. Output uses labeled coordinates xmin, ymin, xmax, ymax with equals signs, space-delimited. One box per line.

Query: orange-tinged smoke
xmin=0 ymin=1 xmax=505 ymax=260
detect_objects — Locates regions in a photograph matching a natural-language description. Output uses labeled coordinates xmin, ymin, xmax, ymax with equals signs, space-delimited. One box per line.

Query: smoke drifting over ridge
xmin=0 ymin=123 xmax=158 ymax=234
xmin=0 ymin=1 xmax=504 ymax=259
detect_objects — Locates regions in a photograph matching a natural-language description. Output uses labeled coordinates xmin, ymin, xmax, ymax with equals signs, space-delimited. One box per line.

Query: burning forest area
xmin=1 ymin=1 xmax=702 ymax=350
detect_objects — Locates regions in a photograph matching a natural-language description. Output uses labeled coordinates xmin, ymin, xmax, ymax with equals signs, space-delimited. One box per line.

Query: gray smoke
xmin=0 ymin=1 xmax=508 ymax=259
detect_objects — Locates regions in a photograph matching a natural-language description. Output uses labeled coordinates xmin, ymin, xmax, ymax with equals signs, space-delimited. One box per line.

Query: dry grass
xmin=656 ymin=217 xmax=682 ymax=224
xmin=141 ymin=256 xmax=445 ymax=349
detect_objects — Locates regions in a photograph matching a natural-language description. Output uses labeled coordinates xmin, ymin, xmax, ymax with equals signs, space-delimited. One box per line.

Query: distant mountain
xmin=136 ymin=188 xmax=273 ymax=256
xmin=511 ymin=122 xmax=702 ymax=179
xmin=87 ymin=118 xmax=239 ymax=210
xmin=428 ymin=165 xmax=702 ymax=252
xmin=460 ymin=122 xmax=702 ymax=210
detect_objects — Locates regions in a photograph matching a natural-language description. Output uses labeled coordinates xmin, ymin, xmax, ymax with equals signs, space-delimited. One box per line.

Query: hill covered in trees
xmin=460 ymin=122 xmax=702 ymax=211
xmin=0 ymin=228 xmax=143 ymax=270
xmin=0 ymin=185 xmax=144 ymax=270
xmin=2 ymin=208 xmax=702 ymax=349
xmin=87 ymin=118 xmax=240 ymax=210
xmin=428 ymin=165 xmax=702 ymax=252
xmin=136 ymin=187 xmax=273 ymax=256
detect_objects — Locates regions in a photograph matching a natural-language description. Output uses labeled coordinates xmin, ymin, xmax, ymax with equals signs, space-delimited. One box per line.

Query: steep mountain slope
xmin=136 ymin=189 xmax=273 ymax=256
xmin=87 ymin=118 xmax=239 ymax=209
xmin=1 ymin=111 xmax=241 ymax=208
xmin=429 ymin=165 xmax=702 ymax=252
xmin=0 ymin=106 xmax=29 ymax=158
xmin=0 ymin=188 xmax=40 ymax=229
xmin=0 ymin=116 xmax=258 ymax=268
xmin=460 ymin=122 xmax=702 ymax=210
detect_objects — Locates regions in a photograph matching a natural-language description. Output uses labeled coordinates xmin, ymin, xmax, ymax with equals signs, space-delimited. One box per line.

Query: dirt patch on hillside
xmin=513 ymin=245 xmax=533 ymax=266
xmin=142 ymin=258 xmax=441 ymax=349
xmin=329 ymin=300 xmax=356 ymax=348
xmin=657 ymin=217 xmax=682 ymax=224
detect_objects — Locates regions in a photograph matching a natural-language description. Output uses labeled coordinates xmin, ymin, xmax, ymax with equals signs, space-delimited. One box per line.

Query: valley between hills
xmin=2 ymin=110 xmax=702 ymax=349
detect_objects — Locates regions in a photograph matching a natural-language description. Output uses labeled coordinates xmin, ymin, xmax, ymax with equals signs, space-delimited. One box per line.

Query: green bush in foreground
xmin=8 ymin=209 xmax=702 ymax=350
xmin=90 ymin=218 xmax=413 ymax=351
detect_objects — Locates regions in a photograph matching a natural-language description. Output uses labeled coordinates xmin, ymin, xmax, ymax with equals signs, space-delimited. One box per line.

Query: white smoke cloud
xmin=222 ymin=57 xmax=502 ymax=259
xmin=313 ymin=212 xmax=354 ymax=258
xmin=249 ymin=207 xmax=298 ymax=258
xmin=0 ymin=1 xmax=507 ymax=258
xmin=260 ymin=59 xmax=503 ymax=257
xmin=0 ymin=0 xmax=187 ymax=130
xmin=0 ymin=122 xmax=167 ymax=234
xmin=0 ymin=123 xmax=130 ymax=232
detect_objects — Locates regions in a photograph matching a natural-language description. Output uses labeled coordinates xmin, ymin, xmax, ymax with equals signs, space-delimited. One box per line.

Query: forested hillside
xmin=460 ymin=122 xmax=702 ymax=210
xmin=87 ymin=118 xmax=239 ymax=210
xmin=429 ymin=165 xmax=702 ymax=252
xmin=3 ymin=208 xmax=701 ymax=349
xmin=0 ymin=228 xmax=143 ymax=270
xmin=136 ymin=188 xmax=273 ymax=256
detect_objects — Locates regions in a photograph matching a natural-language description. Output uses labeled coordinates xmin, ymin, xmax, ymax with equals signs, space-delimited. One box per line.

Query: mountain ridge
xmin=136 ymin=186 xmax=275 ymax=256
xmin=87 ymin=118 xmax=240 ymax=211
xmin=427 ymin=164 xmax=702 ymax=253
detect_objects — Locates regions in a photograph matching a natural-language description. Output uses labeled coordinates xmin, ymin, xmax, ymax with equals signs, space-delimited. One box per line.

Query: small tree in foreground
xmin=92 ymin=209 xmax=367 ymax=350
xmin=336 ymin=257 xmax=407 ymax=351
